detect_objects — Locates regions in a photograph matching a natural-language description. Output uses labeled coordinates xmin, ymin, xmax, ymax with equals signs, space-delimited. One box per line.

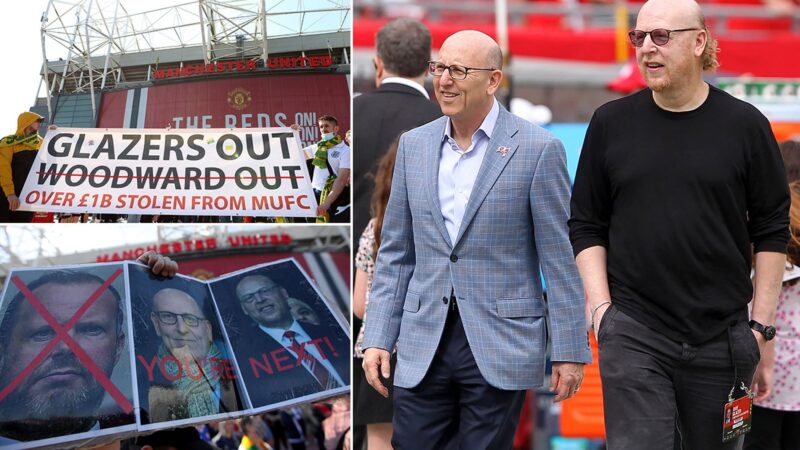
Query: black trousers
xmin=0 ymin=197 xmax=34 ymax=223
xmin=599 ymin=304 xmax=760 ymax=450
xmin=0 ymin=149 xmax=35 ymax=223
xmin=392 ymin=305 xmax=525 ymax=450
xmin=744 ymin=405 xmax=800 ymax=450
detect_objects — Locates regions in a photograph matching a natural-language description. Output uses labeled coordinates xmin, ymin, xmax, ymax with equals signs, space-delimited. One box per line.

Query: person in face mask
xmin=292 ymin=116 xmax=351 ymax=223
xmin=0 ymin=111 xmax=46 ymax=223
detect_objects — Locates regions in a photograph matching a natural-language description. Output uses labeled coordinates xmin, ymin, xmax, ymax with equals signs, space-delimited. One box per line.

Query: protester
xmin=238 ymin=417 xmax=272 ymax=450
xmin=291 ymin=116 xmax=350 ymax=223
xmin=134 ymin=426 xmax=219 ymax=450
xmin=0 ymin=111 xmax=45 ymax=222
xmin=569 ymin=0 xmax=789 ymax=448
xmin=321 ymin=397 xmax=350 ymax=450
xmin=281 ymin=407 xmax=306 ymax=450
xmin=361 ymin=29 xmax=590 ymax=449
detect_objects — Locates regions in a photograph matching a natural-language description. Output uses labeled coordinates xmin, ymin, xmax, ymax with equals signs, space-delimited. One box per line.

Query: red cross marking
xmin=0 ymin=270 xmax=133 ymax=413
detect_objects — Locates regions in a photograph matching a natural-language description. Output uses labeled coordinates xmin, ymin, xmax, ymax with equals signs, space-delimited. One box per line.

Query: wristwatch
xmin=749 ymin=320 xmax=776 ymax=341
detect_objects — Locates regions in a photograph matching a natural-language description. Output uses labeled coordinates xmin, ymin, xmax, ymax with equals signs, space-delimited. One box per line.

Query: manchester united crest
xmin=227 ymin=87 xmax=252 ymax=110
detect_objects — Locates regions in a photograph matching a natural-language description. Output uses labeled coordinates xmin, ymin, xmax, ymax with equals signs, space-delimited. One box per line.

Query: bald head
xmin=441 ymin=30 xmax=503 ymax=70
xmin=153 ymin=288 xmax=203 ymax=316
xmin=433 ymin=29 xmax=504 ymax=132
xmin=637 ymin=0 xmax=703 ymax=29
xmin=636 ymin=0 xmax=718 ymax=74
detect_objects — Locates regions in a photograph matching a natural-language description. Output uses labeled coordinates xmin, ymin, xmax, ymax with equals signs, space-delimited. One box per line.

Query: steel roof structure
xmin=38 ymin=0 xmax=351 ymax=117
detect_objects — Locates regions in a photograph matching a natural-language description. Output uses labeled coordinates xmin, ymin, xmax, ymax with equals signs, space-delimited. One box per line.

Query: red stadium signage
xmin=152 ymin=56 xmax=333 ymax=80
xmin=153 ymin=60 xmax=258 ymax=80
xmin=95 ymin=233 xmax=294 ymax=262
xmin=266 ymin=55 xmax=333 ymax=69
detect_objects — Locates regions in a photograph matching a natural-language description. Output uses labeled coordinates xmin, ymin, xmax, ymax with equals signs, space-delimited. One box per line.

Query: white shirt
xmin=259 ymin=320 xmax=345 ymax=387
xmin=381 ymin=77 xmax=430 ymax=99
xmin=438 ymin=99 xmax=500 ymax=245
xmin=303 ymin=141 xmax=351 ymax=191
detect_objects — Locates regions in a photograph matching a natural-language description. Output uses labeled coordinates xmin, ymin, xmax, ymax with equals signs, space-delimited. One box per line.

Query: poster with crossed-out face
xmin=0 ymin=263 xmax=135 ymax=449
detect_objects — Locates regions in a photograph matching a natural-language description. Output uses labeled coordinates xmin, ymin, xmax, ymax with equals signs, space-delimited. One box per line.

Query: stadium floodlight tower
xmin=38 ymin=0 xmax=351 ymax=121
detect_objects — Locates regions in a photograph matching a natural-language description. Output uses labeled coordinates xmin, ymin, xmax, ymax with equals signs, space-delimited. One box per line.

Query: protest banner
xmin=0 ymin=258 xmax=349 ymax=449
xmin=17 ymin=128 xmax=317 ymax=217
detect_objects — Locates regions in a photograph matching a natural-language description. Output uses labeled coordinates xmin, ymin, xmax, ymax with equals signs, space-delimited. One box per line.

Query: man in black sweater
xmin=569 ymin=0 xmax=789 ymax=448
xmin=352 ymin=18 xmax=442 ymax=239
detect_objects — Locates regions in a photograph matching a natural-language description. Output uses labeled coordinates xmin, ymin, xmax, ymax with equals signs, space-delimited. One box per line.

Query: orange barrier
xmin=772 ymin=122 xmax=800 ymax=142
xmin=559 ymin=333 xmax=606 ymax=439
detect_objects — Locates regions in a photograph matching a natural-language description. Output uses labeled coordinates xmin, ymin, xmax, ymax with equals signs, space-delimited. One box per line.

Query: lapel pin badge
xmin=496 ymin=146 xmax=510 ymax=157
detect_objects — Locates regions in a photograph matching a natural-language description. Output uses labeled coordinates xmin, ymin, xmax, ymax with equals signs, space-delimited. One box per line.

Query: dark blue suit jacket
xmin=232 ymin=321 xmax=350 ymax=408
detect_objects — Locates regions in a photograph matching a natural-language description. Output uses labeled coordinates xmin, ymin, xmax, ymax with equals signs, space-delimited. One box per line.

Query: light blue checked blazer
xmin=362 ymin=105 xmax=592 ymax=390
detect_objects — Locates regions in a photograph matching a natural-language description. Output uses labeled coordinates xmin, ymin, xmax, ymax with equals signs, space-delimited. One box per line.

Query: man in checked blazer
xmin=361 ymin=30 xmax=593 ymax=449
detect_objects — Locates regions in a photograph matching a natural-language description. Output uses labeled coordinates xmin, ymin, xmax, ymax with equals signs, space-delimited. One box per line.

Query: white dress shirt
xmin=259 ymin=321 xmax=345 ymax=387
xmin=438 ymin=99 xmax=500 ymax=245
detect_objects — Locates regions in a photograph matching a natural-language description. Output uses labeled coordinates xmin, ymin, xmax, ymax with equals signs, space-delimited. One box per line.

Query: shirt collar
xmin=381 ymin=77 xmax=430 ymax=99
xmin=442 ymin=98 xmax=500 ymax=147
xmin=259 ymin=320 xmax=310 ymax=343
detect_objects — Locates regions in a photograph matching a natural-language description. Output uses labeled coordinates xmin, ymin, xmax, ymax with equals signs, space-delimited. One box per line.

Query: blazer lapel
xmin=453 ymin=107 xmax=520 ymax=246
xmin=424 ymin=122 xmax=453 ymax=248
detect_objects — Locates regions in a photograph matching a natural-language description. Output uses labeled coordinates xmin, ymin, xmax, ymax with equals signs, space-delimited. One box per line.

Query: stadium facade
xmin=31 ymin=1 xmax=350 ymax=148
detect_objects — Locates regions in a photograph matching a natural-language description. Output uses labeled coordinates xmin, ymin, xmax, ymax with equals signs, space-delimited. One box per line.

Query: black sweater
xmin=569 ymin=86 xmax=790 ymax=344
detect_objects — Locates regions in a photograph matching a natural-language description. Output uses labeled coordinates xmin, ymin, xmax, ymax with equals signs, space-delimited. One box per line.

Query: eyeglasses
xmin=239 ymin=285 xmax=282 ymax=304
xmin=153 ymin=311 xmax=206 ymax=327
xmin=428 ymin=61 xmax=496 ymax=81
xmin=628 ymin=28 xmax=700 ymax=47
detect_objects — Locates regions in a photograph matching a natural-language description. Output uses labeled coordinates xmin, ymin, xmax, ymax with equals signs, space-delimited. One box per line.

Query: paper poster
xmin=0 ymin=264 xmax=136 ymax=449
xmin=0 ymin=258 xmax=349 ymax=448
xmin=209 ymin=259 xmax=351 ymax=411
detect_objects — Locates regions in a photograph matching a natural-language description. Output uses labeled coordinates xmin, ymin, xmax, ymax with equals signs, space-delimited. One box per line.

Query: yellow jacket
xmin=0 ymin=111 xmax=43 ymax=196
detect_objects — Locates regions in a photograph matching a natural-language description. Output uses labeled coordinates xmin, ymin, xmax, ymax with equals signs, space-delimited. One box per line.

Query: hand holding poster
xmin=0 ymin=258 xmax=349 ymax=449
xmin=18 ymin=128 xmax=318 ymax=217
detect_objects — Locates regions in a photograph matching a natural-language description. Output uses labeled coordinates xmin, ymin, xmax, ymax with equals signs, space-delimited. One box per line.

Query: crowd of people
xmin=115 ymin=403 xmax=350 ymax=450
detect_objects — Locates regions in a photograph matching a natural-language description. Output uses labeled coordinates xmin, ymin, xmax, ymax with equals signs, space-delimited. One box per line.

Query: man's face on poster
xmin=0 ymin=281 xmax=124 ymax=420
xmin=236 ymin=275 xmax=293 ymax=329
xmin=150 ymin=289 xmax=212 ymax=360
xmin=288 ymin=298 xmax=321 ymax=326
